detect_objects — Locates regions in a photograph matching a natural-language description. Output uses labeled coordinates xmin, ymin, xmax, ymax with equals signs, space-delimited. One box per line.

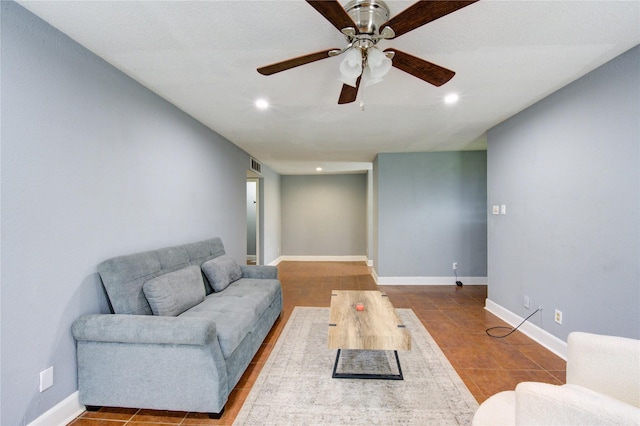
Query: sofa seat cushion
xmin=179 ymin=278 xmax=281 ymax=358
xmin=515 ymin=382 xmax=640 ymax=425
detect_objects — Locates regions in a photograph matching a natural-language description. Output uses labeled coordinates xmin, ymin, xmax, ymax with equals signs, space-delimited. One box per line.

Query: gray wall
xmin=373 ymin=158 xmax=380 ymax=268
xmin=487 ymin=46 xmax=639 ymax=341
xmin=262 ymin=166 xmax=282 ymax=264
xmin=1 ymin=3 xmax=253 ymax=424
xmin=374 ymin=152 xmax=488 ymax=279
xmin=281 ymin=174 xmax=366 ymax=256
xmin=366 ymin=170 xmax=374 ymax=262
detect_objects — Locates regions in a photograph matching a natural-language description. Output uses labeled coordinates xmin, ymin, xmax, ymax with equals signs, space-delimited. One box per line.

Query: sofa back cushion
xmin=98 ymin=238 xmax=226 ymax=315
xmin=143 ymin=266 xmax=206 ymax=316
xmin=567 ymin=331 xmax=640 ymax=408
xmin=202 ymin=255 xmax=243 ymax=292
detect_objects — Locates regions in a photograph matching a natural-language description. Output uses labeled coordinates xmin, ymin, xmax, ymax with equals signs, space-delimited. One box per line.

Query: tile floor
xmin=69 ymin=261 xmax=565 ymax=425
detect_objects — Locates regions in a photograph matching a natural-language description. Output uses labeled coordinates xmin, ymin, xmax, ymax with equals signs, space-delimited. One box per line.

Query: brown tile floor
xmin=69 ymin=261 xmax=565 ymax=426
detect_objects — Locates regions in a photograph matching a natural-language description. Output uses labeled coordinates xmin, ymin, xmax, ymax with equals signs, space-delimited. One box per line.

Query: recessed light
xmin=444 ymin=93 xmax=459 ymax=105
xmin=316 ymin=167 xmax=323 ymax=172
xmin=255 ymin=99 xmax=269 ymax=110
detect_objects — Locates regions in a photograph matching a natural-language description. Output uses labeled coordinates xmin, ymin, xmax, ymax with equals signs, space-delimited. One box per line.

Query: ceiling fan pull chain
xmin=359 ymin=78 xmax=366 ymax=111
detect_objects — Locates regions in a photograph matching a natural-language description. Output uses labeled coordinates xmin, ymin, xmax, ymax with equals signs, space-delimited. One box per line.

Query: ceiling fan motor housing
xmin=344 ymin=0 xmax=391 ymax=36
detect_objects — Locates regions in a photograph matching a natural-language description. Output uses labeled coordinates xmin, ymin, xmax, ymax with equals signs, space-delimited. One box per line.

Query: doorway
xmin=246 ymin=178 xmax=259 ymax=265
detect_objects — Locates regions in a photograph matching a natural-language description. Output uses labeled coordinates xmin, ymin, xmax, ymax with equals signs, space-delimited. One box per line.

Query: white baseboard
xmin=267 ymin=256 xmax=283 ymax=266
xmin=373 ymin=271 xmax=487 ymax=285
xmin=485 ymin=298 xmax=567 ymax=360
xmin=280 ymin=255 xmax=368 ymax=262
xmin=27 ymin=391 xmax=84 ymax=426
xmin=266 ymin=256 xmax=369 ymax=266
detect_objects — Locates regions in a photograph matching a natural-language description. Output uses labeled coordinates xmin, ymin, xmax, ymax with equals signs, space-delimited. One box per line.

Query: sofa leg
xmin=208 ymin=407 xmax=224 ymax=419
xmin=85 ymin=405 xmax=102 ymax=412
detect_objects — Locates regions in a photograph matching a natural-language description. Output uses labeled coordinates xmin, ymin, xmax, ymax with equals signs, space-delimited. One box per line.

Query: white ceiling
xmin=18 ymin=0 xmax=640 ymax=175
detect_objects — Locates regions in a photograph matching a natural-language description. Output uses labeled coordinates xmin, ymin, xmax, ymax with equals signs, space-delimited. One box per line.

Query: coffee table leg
xmin=332 ymin=349 xmax=404 ymax=380
xmin=331 ymin=349 xmax=342 ymax=378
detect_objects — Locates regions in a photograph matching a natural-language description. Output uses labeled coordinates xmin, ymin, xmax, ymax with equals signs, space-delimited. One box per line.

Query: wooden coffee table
xmin=328 ymin=290 xmax=411 ymax=380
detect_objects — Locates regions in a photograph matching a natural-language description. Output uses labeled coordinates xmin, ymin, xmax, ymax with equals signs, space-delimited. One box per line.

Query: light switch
xmin=500 ymin=204 xmax=507 ymax=215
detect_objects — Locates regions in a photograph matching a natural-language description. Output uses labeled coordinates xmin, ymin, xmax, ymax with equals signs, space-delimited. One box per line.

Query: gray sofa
xmin=71 ymin=237 xmax=283 ymax=417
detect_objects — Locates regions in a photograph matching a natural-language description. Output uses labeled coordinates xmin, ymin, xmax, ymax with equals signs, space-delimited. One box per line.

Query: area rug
xmin=233 ymin=307 xmax=479 ymax=425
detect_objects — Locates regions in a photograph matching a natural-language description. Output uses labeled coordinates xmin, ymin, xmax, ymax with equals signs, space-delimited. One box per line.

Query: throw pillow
xmin=201 ymin=255 xmax=243 ymax=292
xmin=143 ymin=265 xmax=206 ymax=316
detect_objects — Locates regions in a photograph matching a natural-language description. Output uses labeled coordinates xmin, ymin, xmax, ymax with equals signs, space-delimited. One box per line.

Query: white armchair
xmin=472 ymin=331 xmax=640 ymax=425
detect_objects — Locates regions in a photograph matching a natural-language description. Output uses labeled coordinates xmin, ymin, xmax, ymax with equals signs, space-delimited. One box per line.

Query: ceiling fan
xmin=257 ymin=0 xmax=479 ymax=105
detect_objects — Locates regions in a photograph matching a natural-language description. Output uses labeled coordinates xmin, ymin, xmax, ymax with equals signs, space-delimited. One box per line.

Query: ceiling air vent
xmin=249 ymin=157 xmax=262 ymax=175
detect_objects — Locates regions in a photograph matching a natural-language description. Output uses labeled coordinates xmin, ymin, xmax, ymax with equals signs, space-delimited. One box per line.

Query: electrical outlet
xmin=554 ymin=309 xmax=563 ymax=325
xmin=523 ymin=295 xmax=530 ymax=309
xmin=452 ymin=262 xmax=458 ymax=270
xmin=39 ymin=366 xmax=53 ymax=392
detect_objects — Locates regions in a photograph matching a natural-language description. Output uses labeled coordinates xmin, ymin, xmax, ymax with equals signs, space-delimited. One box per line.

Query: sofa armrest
xmin=567 ymin=332 xmax=640 ymax=407
xmin=515 ymin=382 xmax=640 ymax=425
xmin=240 ymin=264 xmax=278 ymax=279
xmin=472 ymin=390 xmax=516 ymax=426
xmin=72 ymin=314 xmax=217 ymax=346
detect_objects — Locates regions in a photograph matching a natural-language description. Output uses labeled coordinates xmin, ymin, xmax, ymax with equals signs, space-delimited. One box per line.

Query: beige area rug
xmin=233 ymin=307 xmax=479 ymax=425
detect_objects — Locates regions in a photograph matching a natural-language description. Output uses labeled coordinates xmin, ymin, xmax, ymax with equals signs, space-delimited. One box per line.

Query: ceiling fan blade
xmin=338 ymin=77 xmax=361 ymax=104
xmin=306 ymin=0 xmax=358 ymax=33
xmin=381 ymin=0 xmax=479 ymax=39
xmin=257 ymin=49 xmax=338 ymax=75
xmin=386 ymin=49 xmax=455 ymax=87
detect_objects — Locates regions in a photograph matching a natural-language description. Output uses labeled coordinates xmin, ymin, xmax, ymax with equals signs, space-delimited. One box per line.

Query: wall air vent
xmin=250 ymin=157 xmax=262 ymax=175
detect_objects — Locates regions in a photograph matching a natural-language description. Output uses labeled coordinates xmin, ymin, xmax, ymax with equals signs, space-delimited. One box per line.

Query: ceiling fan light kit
xmin=257 ymin=0 xmax=479 ymax=104
xmin=338 ymin=47 xmax=392 ymax=88
xmin=338 ymin=48 xmax=364 ymax=87
xmin=362 ymin=47 xmax=392 ymax=87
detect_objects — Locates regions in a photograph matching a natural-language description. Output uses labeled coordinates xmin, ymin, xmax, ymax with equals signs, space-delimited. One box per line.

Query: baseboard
xmin=267 ymin=256 xmax=283 ymax=266
xmin=267 ymin=256 xmax=369 ymax=266
xmin=280 ymin=255 xmax=368 ymax=262
xmin=373 ymin=271 xmax=487 ymax=285
xmin=485 ymin=298 xmax=568 ymax=360
xmin=27 ymin=391 xmax=84 ymax=426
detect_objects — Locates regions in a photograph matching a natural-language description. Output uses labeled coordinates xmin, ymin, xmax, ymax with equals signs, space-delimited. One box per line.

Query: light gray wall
xmin=366 ymin=169 xmax=374 ymax=262
xmin=373 ymin=157 xmax=380 ymax=269
xmin=375 ymin=152 xmax=488 ymax=278
xmin=281 ymin=174 xmax=366 ymax=256
xmin=487 ymin=46 xmax=639 ymax=341
xmin=261 ymin=165 xmax=282 ymax=264
xmin=1 ymin=3 xmax=254 ymax=424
